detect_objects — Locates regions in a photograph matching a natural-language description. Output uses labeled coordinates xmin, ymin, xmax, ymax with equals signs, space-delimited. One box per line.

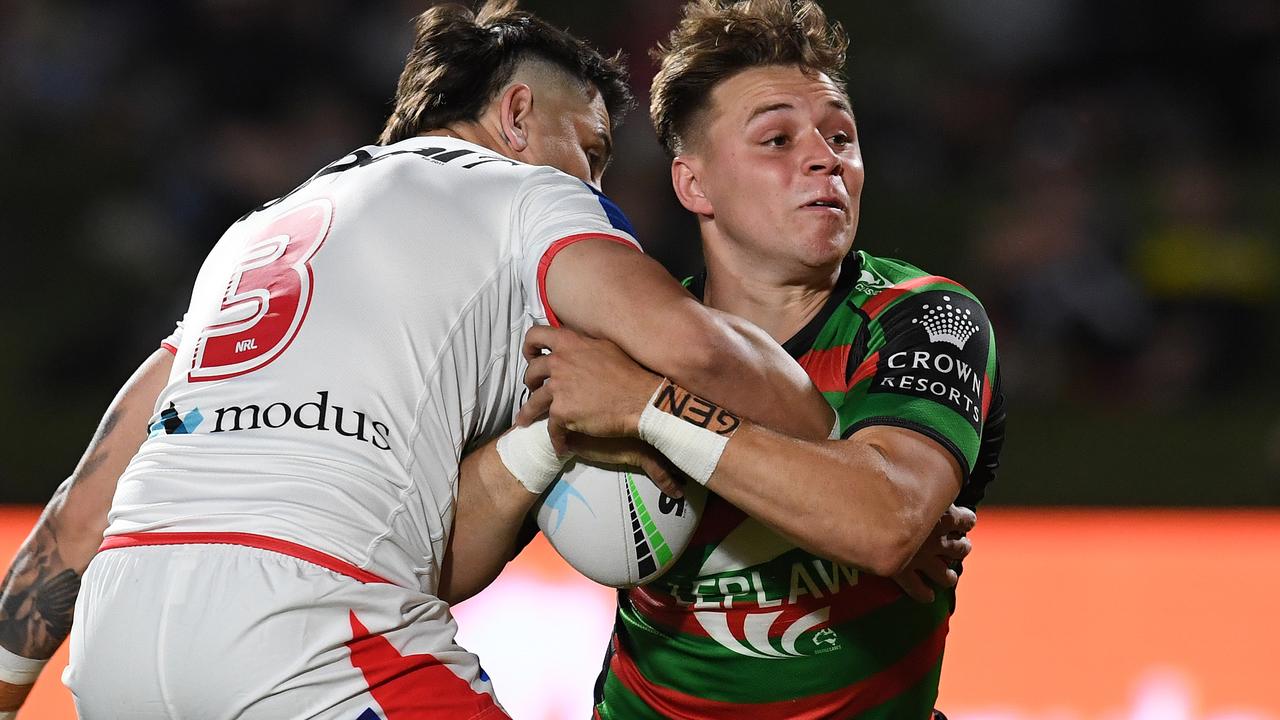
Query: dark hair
xmin=650 ymin=0 xmax=849 ymax=157
xmin=380 ymin=0 xmax=634 ymax=144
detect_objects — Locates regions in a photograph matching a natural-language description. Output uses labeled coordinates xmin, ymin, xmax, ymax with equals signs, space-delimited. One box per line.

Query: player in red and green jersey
xmin=590 ymin=251 xmax=1004 ymax=719
xmin=513 ymin=1 xmax=1006 ymax=718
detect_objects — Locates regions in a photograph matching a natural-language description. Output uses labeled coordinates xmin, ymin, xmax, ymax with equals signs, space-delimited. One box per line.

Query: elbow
xmin=825 ymin=462 xmax=931 ymax=577
xmin=828 ymin=516 xmax=918 ymax=578
xmin=862 ymin=526 xmax=920 ymax=578
xmin=660 ymin=309 xmax=731 ymax=387
xmin=50 ymin=477 xmax=111 ymax=552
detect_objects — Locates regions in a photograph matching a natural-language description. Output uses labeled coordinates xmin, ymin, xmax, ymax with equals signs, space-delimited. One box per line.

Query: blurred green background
xmin=1 ymin=0 xmax=1277 ymax=505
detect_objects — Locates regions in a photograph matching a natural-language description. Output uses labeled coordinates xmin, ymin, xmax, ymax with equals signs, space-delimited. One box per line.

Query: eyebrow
xmin=746 ymin=102 xmax=794 ymax=124
xmin=746 ymin=98 xmax=855 ymax=125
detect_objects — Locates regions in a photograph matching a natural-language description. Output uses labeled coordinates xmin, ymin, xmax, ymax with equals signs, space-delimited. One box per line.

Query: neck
xmin=701 ymin=227 xmax=841 ymax=345
xmin=420 ymin=120 xmax=509 ymax=158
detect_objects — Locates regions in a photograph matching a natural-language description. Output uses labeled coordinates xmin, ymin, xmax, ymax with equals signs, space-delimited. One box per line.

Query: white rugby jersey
xmin=105 ymin=136 xmax=641 ymax=593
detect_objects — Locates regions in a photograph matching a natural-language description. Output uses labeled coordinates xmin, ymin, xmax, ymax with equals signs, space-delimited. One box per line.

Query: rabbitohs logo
xmin=854 ymin=265 xmax=892 ymax=295
xmin=665 ymin=520 xmax=853 ymax=659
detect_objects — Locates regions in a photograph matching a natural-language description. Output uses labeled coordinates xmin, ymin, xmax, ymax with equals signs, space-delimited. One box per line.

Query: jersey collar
xmin=686 ymin=252 xmax=862 ymax=361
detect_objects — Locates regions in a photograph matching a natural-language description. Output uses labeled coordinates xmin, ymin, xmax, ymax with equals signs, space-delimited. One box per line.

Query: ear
xmin=671 ymin=156 xmax=713 ymax=217
xmin=498 ymin=83 xmax=534 ymax=152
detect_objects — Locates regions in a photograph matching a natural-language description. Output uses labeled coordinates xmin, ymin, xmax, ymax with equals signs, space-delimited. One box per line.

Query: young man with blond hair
xmin=520 ymin=1 xmax=1007 ymax=717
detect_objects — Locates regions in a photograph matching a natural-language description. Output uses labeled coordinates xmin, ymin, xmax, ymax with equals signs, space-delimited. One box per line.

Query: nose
xmin=801 ymin=130 xmax=843 ymax=176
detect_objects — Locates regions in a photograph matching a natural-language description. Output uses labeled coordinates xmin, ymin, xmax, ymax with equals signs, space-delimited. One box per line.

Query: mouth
xmin=802 ymin=197 xmax=847 ymax=212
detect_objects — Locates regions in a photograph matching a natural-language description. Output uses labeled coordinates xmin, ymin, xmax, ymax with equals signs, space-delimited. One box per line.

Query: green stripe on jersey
xmin=612 ymin=589 xmax=950 ymax=704
xmin=603 ymin=251 xmax=996 ymax=717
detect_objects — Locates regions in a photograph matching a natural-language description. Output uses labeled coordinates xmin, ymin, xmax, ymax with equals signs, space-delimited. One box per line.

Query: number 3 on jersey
xmin=190 ymin=199 xmax=333 ymax=382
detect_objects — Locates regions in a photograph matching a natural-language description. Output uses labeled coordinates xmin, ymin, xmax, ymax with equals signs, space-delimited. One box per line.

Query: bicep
xmin=541 ymin=238 xmax=834 ymax=439
xmin=542 ymin=238 xmax=720 ymax=372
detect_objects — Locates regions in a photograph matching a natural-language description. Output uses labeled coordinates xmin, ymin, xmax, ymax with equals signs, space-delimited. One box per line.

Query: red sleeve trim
xmin=160 ymin=342 xmax=179 ymax=355
xmin=99 ymin=531 xmax=392 ymax=585
xmin=861 ymin=275 xmax=966 ymax=321
xmin=536 ymin=233 xmax=639 ymax=328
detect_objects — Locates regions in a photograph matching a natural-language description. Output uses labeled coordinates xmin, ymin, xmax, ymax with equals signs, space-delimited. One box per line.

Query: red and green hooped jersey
xmin=594 ymin=251 xmax=999 ymax=720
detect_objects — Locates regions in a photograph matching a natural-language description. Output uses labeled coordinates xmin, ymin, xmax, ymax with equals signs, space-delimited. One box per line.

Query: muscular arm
xmin=0 ymin=349 xmax=171 ymax=709
xmin=524 ymin=330 xmax=964 ymax=578
xmin=529 ymin=240 xmax=833 ymax=440
xmin=706 ymin=423 xmax=962 ymax=577
xmin=438 ymin=440 xmax=537 ymax=606
xmin=440 ymin=431 xmax=680 ymax=605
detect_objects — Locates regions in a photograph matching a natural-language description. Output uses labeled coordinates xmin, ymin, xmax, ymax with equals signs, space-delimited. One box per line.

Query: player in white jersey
xmin=0 ymin=2 xmax=835 ymax=719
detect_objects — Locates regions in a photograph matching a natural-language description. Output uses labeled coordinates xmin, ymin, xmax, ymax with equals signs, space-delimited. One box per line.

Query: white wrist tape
xmin=830 ymin=413 xmax=843 ymax=440
xmin=637 ymin=379 xmax=741 ymax=486
xmin=0 ymin=711 xmax=16 ymax=720
xmin=497 ymin=419 xmax=570 ymax=494
xmin=0 ymin=643 xmax=46 ymax=685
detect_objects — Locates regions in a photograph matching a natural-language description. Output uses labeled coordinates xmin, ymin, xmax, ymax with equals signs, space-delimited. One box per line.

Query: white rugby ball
xmin=534 ymin=460 xmax=706 ymax=588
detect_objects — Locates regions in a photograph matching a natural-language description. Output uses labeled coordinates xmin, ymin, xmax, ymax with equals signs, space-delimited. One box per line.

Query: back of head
xmin=650 ymin=0 xmax=849 ymax=157
xmin=380 ymin=0 xmax=634 ymax=145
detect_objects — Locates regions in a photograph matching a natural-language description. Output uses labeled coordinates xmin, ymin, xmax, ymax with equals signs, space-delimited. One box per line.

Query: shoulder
xmin=514 ymin=166 xmax=637 ymax=238
xmin=350 ymin=138 xmax=540 ymax=193
xmin=850 ymin=251 xmax=989 ymax=319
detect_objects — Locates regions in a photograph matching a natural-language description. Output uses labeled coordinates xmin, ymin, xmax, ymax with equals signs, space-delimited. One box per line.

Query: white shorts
xmin=66 ymin=535 xmax=509 ymax=720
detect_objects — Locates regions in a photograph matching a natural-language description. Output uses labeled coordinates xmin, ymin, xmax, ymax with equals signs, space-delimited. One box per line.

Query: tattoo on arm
xmin=0 ymin=519 xmax=81 ymax=659
xmin=0 ymin=406 xmax=124 ymax=660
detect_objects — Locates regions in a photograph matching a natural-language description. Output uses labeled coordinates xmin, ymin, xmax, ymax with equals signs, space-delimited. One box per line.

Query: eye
xmin=764 ymin=135 xmax=788 ymax=147
xmin=830 ymin=131 xmax=852 ymax=147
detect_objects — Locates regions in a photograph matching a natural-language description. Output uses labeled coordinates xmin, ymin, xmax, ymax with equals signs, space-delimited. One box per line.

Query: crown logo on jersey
xmin=912 ymin=296 xmax=980 ymax=350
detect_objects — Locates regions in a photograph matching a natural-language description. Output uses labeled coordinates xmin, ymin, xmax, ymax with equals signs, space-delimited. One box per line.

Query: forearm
xmin=0 ymin=485 xmax=88 ymax=662
xmin=0 ymin=348 xmax=170 ymax=708
xmin=705 ymin=424 xmax=955 ymax=576
xmin=654 ymin=309 xmax=835 ymax=441
xmin=0 ymin=474 xmax=110 ymax=711
xmin=438 ymin=440 xmax=541 ymax=605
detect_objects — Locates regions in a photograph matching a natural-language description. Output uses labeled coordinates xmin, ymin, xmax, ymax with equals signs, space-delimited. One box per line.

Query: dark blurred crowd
xmin=2 ymin=0 xmax=1277 ymax=503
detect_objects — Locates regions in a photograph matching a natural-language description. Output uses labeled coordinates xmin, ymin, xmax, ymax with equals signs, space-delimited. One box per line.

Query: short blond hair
xmin=650 ymin=0 xmax=849 ymax=157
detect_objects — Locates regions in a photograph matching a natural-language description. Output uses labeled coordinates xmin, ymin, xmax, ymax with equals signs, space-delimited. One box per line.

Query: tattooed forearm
xmin=0 ymin=352 xmax=168 ymax=669
xmin=0 ymin=515 xmax=82 ymax=659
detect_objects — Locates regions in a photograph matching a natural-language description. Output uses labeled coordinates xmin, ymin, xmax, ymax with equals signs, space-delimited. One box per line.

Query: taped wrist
xmin=497 ymin=419 xmax=570 ymax=494
xmin=637 ymin=379 xmax=742 ymax=485
xmin=0 ymin=644 xmax=46 ymax=685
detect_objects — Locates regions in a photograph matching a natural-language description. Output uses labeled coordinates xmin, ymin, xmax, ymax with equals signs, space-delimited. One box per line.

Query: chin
xmin=796 ymin=231 xmax=852 ymax=267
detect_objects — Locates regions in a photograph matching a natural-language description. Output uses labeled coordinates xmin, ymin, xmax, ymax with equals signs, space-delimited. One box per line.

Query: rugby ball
xmin=534 ymin=460 xmax=706 ymax=588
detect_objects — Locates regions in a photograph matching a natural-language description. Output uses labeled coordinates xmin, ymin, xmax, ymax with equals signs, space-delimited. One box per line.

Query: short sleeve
xmin=842 ymin=285 xmax=997 ymax=476
xmin=513 ymin=169 xmax=642 ymax=326
xmin=160 ymin=316 xmax=186 ymax=355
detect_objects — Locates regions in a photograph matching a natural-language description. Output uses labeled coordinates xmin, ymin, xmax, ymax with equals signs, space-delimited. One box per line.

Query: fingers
xmin=948 ymin=505 xmax=977 ymax=533
xmin=523 ymin=354 xmax=552 ymax=393
xmin=636 ymin=454 xmax=684 ymax=499
xmin=522 ymin=325 xmax=563 ymax=362
xmin=938 ymin=534 xmax=972 ymax=563
xmin=557 ymin=434 xmax=686 ymax=499
xmin=516 ymin=386 xmax=553 ymax=427
xmin=892 ymin=570 xmax=935 ymax=603
xmin=917 ymin=557 xmax=960 ymax=589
